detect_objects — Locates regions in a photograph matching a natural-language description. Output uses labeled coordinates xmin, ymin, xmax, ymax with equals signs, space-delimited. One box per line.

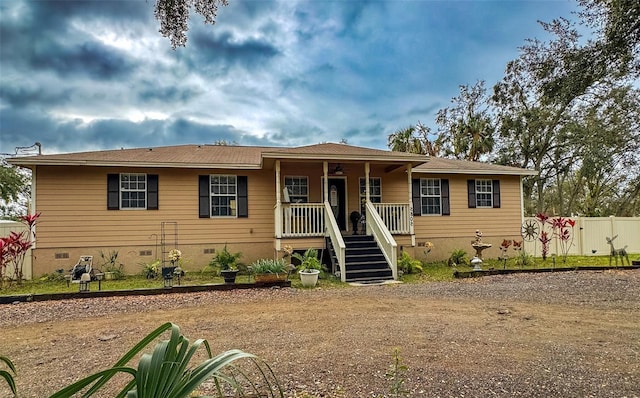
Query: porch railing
xmin=366 ymin=201 xmax=398 ymax=280
xmin=324 ymin=201 xmax=346 ymax=282
xmin=372 ymin=203 xmax=411 ymax=234
xmin=282 ymin=203 xmax=325 ymax=237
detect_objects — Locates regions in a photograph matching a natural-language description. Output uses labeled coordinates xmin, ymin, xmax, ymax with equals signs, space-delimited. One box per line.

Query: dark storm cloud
xmin=137 ymin=81 xmax=203 ymax=105
xmin=188 ymin=31 xmax=280 ymax=68
xmin=0 ymin=84 xmax=73 ymax=108
xmin=1 ymin=1 xmax=140 ymax=81
xmin=30 ymin=41 xmax=136 ymax=80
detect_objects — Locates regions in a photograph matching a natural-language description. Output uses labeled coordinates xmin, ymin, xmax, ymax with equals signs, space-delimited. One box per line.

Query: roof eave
xmin=413 ymin=168 xmax=538 ymax=176
xmin=6 ymin=158 xmax=262 ymax=169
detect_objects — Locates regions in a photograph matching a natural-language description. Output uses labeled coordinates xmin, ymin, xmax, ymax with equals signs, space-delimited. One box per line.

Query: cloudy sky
xmin=1 ymin=0 xmax=579 ymax=155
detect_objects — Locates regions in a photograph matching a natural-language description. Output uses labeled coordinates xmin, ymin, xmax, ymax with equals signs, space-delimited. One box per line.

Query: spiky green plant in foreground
xmin=0 ymin=356 xmax=17 ymax=397
xmin=50 ymin=322 xmax=283 ymax=398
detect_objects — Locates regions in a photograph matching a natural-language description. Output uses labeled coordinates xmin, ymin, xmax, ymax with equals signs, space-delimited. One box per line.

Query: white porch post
xmin=275 ymin=160 xmax=282 ymax=245
xmin=365 ymin=162 xmax=371 ymax=235
xmin=408 ymin=163 xmax=415 ymax=246
xmin=365 ymin=162 xmax=370 ymax=203
xmin=323 ymin=161 xmax=329 ymax=203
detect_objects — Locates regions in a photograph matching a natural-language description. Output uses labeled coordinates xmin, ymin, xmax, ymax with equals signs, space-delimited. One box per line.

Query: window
xmin=420 ymin=179 xmax=441 ymax=215
xmin=211 ymin=175 xmax=237 ymax=216
xmin=359 ymin=177 xmax=381 ymax=213
xmin=284 ymin=176 xmax=308 ymax=203
xmin=467 ymin=179 xmax=500 ymax=208
xmin=120 ymin=173 xmax=146 ymax=209
xmin=412 ymin=178 xmax=449 ymax=216
xmin=475 ymin=179 xmax=493 ymax=207
xmin=107 ymin=173 xmax=158 ymax=210
xmin=198 ymin=175 xmax=248 ymax=218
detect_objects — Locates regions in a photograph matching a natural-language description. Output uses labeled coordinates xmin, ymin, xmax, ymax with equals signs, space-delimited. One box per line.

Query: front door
xmin=325 ymin=178 xmax=347 ymax=231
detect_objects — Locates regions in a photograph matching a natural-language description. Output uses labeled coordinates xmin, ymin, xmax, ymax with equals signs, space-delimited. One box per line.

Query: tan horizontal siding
xmin=413 ymin=175 xmax=521 ymax=239
xmin=35 ymin=166 xmax=277 ymax=248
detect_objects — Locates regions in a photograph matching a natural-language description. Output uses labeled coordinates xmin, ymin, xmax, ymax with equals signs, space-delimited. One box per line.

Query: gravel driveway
xmin=1 ymin=270 xmax=639 ymax=397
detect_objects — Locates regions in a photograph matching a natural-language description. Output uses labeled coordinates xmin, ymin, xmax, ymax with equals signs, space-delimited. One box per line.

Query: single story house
xmin=9 ymin=142 xmax=536 ymax=282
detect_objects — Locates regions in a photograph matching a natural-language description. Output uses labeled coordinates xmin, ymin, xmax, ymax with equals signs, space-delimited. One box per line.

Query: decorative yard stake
xmin=512 ymin=240 xmax=524 ymax=269
xmin=606 ymin=235 xmax=630 ymax=266
xmin=534 ymin=213 xmax=575 ymax=262
xmin=550 ymin=217 xmax=575 ymax=262
xmin=499 ymin=239 xmax=512 ymax=269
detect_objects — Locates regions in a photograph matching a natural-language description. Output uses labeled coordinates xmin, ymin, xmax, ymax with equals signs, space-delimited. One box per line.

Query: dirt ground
xmin=1 ymin=270 xmax=639 ymax=397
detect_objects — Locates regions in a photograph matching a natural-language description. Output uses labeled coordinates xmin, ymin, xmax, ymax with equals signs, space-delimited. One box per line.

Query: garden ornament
xmin=606 ymin=235 xmax=630 ymax=266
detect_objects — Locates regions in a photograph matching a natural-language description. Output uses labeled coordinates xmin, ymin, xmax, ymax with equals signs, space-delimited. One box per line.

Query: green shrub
xmin=398 ymin=252 xmax=423 ymax=274
xmin=140 ymin=260 xmax=160 ymax=279
xmin=447 ymin=249 xmax=468 ymax=266
xmin=292 ymin=248 xmax=324 ymax=272
xmin=50 ymin=322 xmax=282 ymax=398
xmin=100 ymin=250 xmax=125 ymax=279
xmin=515 ymin=251 xmax=534 ymax=268
xmin=39 ymin=270 xmax=66 ymax=282
xmin=209 ymin=244 xmax=242 ymax=273
xmin=250 ymin=258 xmax=288 ymax=274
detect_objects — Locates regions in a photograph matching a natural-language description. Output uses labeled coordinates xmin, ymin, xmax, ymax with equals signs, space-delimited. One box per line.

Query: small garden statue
xmin=470 ymin=230 xmax=492 ymax=271
xmin=606 ymin=235 xmax=630 ymax=266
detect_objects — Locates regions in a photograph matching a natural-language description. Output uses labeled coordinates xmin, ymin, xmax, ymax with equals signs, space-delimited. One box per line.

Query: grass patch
xmin=0 ymin=271 xmax=233 ymax=296
xmin=402 ymin=254 xmax=631 ymax=283
xmin=1 ymin=255 xmax=633 ymax=297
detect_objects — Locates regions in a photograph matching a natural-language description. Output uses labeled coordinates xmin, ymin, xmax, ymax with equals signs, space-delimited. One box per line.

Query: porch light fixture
xmin=332 ymin=164 xmax=344 ymax=175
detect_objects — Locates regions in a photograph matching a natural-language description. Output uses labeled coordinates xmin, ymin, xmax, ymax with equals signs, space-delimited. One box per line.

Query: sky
xmin=0 ymin=0 xmax=580 ymax=156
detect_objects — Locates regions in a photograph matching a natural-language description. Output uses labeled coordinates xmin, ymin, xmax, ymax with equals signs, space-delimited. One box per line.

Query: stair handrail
xmin=324 ymin=201 xmax=346 ymax=282
xmin=365 ymin=200 xmax=398 ymax=280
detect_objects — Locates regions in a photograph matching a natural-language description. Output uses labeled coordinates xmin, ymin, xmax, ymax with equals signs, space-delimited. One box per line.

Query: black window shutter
xmin=492 ymin=180 xmax=501 ymax=208
xmin=441 ymin=179 xmax=450 ymax=216
xmin=198 ymin=175 xmax=210 ymax=218
xmin=412 ymin=179 xmax=421 ymax=216
xmin=107 ymin=174 xmax=119 ymax=210
xmin=467 ymin=179 xmax=476 ymax=208
xmin=237 ymin=176 xmax=248 ymax=218
xmin=147 ymin=174 xmax=159 ymax=210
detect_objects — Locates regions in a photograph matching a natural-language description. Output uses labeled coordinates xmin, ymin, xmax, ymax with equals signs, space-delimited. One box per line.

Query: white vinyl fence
xmin=0 ymin=220 xmax=33 ymax=280
xmin=523 ymin=216 xmax=640 ymax=257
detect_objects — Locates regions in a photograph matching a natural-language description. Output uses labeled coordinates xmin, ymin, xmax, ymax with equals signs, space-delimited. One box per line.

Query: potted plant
xmin=293 ymin=248 xmax=323 ymax=287
xmin=141 ymin=259 xmax=160 ymax=279
xmin=100 ymin=250 xmax=124 ymax=280
xmin=250 ymin=258 xmax=289 ymax=283
xmin=209 ymin=244 xmax=242 ymax=283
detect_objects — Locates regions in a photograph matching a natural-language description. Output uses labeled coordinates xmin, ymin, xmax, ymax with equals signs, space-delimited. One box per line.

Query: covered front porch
xmin=268 ymin=156 xmax=422 ymax=283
